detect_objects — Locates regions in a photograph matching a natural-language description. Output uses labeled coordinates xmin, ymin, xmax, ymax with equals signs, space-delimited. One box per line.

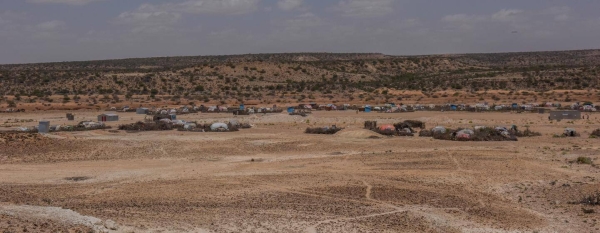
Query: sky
xmin=1 ymin=0 xmax=600 ymax=64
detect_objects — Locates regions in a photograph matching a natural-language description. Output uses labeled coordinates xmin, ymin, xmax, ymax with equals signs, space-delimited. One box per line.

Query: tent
xmin=211 ymin=123 xmax=229 ymax=131
xmin=564 ymin=128 xmax=577 ymax=137
xmin=432 ymin=126 xmax=447 ymax=134
xmin=136 ymin=108 xmax=149 ymax=114
xmin=379 ymin=125 xmax=395 ymax=131
xmin=456 ymin=129 xmax=474 ymax=139
xmin=98 ymin=113 xmax=119 ymax=122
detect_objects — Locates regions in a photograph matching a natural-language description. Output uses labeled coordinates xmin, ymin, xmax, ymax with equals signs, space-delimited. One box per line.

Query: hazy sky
xmin=1 ymin=0 xmax=600 ymax=64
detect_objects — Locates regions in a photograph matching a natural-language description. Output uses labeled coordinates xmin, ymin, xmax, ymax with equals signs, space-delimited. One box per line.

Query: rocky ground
xmin=0 ymin=111 xmax=598 ymax=232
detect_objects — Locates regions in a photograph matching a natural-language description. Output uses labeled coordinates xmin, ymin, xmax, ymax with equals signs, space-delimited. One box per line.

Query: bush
xmin=119 ymin=121 xmax=173 ymax=131
xmin=574 ymin=192 xmax=600 ymax=206
xmin=431 ymin=127 xmax=517 ymax=141
xmin=576 ymin=157 xmax=593 ymax=165
xmin=305 ymin=127 xmax=343 ymax=134
xmin=590 ymin=129 xmax=600 ymax=138
xmin=401 ymin=120 xmax=425 ymax=129
xmin=514 ymin=128 xmax=542 ymax=137
xmin=419 ymin=130 xmax=434 ymax=137
xmin=372 ymin=128 xmax=397 ymax=136
xmin=397 ymin=131 xmax=414 ymax=137
xmin=432 ymin=131 xmax=454 ymax=140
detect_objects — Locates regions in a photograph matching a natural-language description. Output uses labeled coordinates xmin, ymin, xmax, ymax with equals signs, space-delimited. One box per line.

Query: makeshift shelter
xmin=563 ymin=128 xmax=578 ymax=137
xmin=136 ymin=108 xmax=149 ymax=114
xmin=455 ymin=129 xmax=474 ymax=140
xmin=432 ymin=126 xmax=447 ymax=134
xmin=183 ymin=123 xmax=197 ymax=130
xmin=38 ymin=121 xmax=50 ymax=134
xmin=79 ymin=121 xmax=105 ymax=129
xmin=364 ymin=121 xmax=377 ymax=130
xmin=549 ymin=111 xmax=581 ymax=120
xmin=98 ymin=113 xmax=119 ymax=122
xmin=474 ymin=126 xmax=487 ymax=131
xmin=210 ymin=123 xmax=229 ymax=131
xmin=379 ymin=125 xmax=395 ymax=131
xmin=159 ymin=119 xmax=172 ymax=124
xmin=172 ymin=120 xmax=186 ymax=126
xmin=66 ymin=113 xmax=75 ymax=121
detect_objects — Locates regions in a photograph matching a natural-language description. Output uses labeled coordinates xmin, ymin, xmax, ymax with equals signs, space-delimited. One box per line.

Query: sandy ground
xmin=0 ymin=111 xmax=599 ymax=232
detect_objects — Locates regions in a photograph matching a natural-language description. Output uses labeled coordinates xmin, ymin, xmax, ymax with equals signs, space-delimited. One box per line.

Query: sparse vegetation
xmin=305 ymin=126 xmax=343 ymax=134
xmin=575 ymin=157 xmax=593 ymax=165
xmin=2 ymin=50 xmax=600 ymax=106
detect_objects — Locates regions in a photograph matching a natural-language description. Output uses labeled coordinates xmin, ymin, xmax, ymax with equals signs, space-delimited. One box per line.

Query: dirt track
xmin=0 ymin=111 xmax=599 ymax=232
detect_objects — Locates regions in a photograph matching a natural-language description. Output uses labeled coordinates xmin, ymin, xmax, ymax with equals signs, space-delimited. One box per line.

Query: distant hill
xmin=1 ymin=50 xmax=599 ymax=108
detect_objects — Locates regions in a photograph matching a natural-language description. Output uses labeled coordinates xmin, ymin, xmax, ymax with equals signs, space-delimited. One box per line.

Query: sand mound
xmin=0 ymin=205 xmax=112 ymax=232
xmin=335 ymin=128 xmax=381 ymax=139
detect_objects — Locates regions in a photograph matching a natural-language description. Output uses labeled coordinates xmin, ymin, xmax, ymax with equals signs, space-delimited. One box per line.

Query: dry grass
xmin=590 ymin=129 xmax=600 ymax=138
xmin=581 ymin=192 xmax=600 ymax=206
xmin=118 ymin=121 xmax=173 ymax=131
xmin=305 ymin=127 xmax=343 ymax=134
xmin=418 ymin=130 xmax=434 ymax=137
xmin=514 ymin=128 xmax=542 ymax=137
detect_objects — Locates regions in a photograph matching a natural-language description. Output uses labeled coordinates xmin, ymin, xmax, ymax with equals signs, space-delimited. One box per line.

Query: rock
xmin=104 ymin=219 xmax=118 ymax=230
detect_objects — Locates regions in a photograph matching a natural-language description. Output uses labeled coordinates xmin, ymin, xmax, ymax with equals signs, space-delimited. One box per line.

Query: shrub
xmin=576 ymin=157 xmax=593 ymax=165
xmin=431 ymin=127 xmax=517 ymax=141
xmin=419 ymin=130 xmax=433 ymax=137
xmin=515 ymin=128 xmax=542 ymax=137
xmin=401 ymin=120 xmax=426 ymax=129
xmin=574 ymin=192 xmax=600 ymax=206
xmin=305 ymin=127 xmax=343 ymax=134
xmin=590 ymin=129 xmax=600 ymax=138
xmin=372 ymin=128 xmax=397 ymax=136
xmin=397 ymin=131 xmax=414 ymax=137
xmin=119 ymin=121 xmax=173 ymax=131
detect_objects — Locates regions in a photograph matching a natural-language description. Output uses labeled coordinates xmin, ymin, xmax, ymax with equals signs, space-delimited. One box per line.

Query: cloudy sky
xmin=1 ymin=0 xmax=600 ymax=64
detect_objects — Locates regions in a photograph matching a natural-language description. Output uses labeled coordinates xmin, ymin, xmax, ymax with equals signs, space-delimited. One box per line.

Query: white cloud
xmin=27 ymin=0 xmax=104 ymax=5
xmin=114 ymin=0 xmax=260 ymax=34
xmin=541 ymin=6 xmax=570 ymax=22
xmin=284 ymin=12 xmax=323 ymax=29
xmin=161 ymin=0 xmax=261 ymax=15
xmin=542 ymin=6 xmax=570 ymax=15
xmin=441 ymin=14 xmax=485 ymax=30
xmin=116 ymin=5 xmax=182 ymax=26
xmin=334 ymin=0 xmax=393 ymax=18
xmin=278 ymin=0 xmax=303 ymax=11
xmin=554 ymin=14 xmax=568 ymax=22
xmin=491 ymin=9 xmax=523 ymax=22
xmin=36 ymin=20 xmax=66 ymax=30
xmin=442 ymin=14 xmax=481 ymax=23
xmin=114 ymin=0 xmax=260 ymax=33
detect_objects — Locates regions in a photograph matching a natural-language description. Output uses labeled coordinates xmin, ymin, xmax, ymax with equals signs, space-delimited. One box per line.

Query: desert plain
xmin=0 ymin=110 xmax=598 ymax=233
